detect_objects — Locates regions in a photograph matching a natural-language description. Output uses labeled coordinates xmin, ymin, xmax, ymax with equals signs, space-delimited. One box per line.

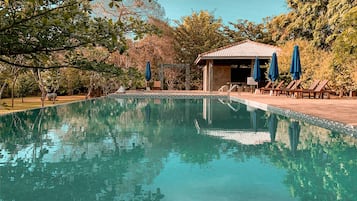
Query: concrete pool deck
xmin=123 ymin=90 xmax=357 ymax=130
xmin=231 ymin=92 xmax=357 ymax=128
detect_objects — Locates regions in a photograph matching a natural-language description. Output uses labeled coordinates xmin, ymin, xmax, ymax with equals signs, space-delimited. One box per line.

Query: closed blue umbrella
xmin=253 ymin=57 xmax=261 ymax=82
xmin=145 ymin=104 xmax=151 ymax=124
xmin=145 ymin=61 xmax=151 ymax=81
xmin=145 ymin=61 xmax=151 ymax=89
xmin=289 ymin=120 xmax=300 ymax=155
xmin=268 ymin=113 xmax=278 ymax=142
xmin=268 ymin=52 xmax=279 ymax=82
xmin=290 ymin=46 xmax=302 ymax=80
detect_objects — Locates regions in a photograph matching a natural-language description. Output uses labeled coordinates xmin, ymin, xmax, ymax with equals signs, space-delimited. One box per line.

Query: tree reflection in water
xmin=0 ymin=96 xmax=356 ymax=201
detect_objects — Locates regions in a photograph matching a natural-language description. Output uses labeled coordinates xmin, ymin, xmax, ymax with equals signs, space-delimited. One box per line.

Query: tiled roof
xmin=195 ymin=40 xmax=280 ymax=64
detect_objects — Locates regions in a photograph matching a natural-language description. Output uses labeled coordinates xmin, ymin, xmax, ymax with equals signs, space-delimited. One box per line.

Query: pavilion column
xmin=208 ymin=60 xmax=213 ymax=91
xmin=203 ymin=65 xmax=207 ymax=92
xmin=250 ymin=59 xmax=254 ymax=76
xmin=203 ymin=98 xmax=212 ymax=124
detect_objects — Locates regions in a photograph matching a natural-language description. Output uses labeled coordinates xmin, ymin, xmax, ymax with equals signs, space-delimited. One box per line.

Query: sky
xmin=157 ymin=0 xmax=289 ymax=25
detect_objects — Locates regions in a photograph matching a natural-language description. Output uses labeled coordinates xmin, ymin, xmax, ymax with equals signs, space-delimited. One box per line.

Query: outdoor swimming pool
xmin=0 ymin=95 xmax=356 ymax=201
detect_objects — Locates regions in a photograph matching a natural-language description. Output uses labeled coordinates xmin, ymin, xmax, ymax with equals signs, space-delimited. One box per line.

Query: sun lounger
xmin=261 ymin=81 xmax=284 ymax=95
xmin=296 ymin=80 xmax=320 ymax=98
xmin=273 ymin=80 xmax=296 ymax=96
xmin=288 ymin=80 xmax=319 ymax=98
xmin=259 ymin=81 xmax=272 ymax=94
xmin=312 ymin=80 xmax=333 ymax=99
xmin=285 ymin=80 xmax=302 ymax=97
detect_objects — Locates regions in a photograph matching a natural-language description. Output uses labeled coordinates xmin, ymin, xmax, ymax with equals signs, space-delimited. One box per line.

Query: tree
xmin=16 ymin=71 xmax=37 ymax=103
xmin=124 ymin=18 xmax=176 ymax=87
xmin=270 ymin=0 xmax=356 ymax=49
xmin=0 ymin=55 xmax=27 ymax=106
xmin=59 ymin=68 xmax=84 ymax=95
xmin=224 ymin=18 xmax=274 ymax=44
xmin=93 ymin=0 xmax=165 ymax=22
xmin=0 ymin=63 xmax=10 ymax=99
xmin=267 ymin=1 xmax=356 ymax=95
xmin=266 ymin=12 xmax=296 ymax=44
xmin=277 ymin=39 xmax=334 ymax=89
xmin=0 ymin=0 xmax=163 ymax=106
xmin=0 ymin=0 xmax=156 ymax=73
xmin=173 ymin=11 xmax=228 ymax=89
xmin=92 ymin=1 xmax=171 ymax=87
xmin=331 ymin=6 xmax=357 ymax=96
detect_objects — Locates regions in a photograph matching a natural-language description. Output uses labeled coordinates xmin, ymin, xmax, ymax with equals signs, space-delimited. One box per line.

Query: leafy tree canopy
xmin=224 ymin=18 xmax=274 ymax=45
xmin=270 ymin=0 xmax=356 ymax=49
xmin=0 ymin=0 xmax=157 ymax=74
xmin=173 ymin=11 xmax=228 ymax=89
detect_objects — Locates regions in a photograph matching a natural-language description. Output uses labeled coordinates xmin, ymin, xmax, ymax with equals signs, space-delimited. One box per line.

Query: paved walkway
xmin=230 ymin=92 xmax=357 ymax=128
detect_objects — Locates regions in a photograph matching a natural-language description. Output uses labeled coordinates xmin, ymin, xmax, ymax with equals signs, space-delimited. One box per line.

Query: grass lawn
xmin=0 ymin=95 xmax=86 ymax=115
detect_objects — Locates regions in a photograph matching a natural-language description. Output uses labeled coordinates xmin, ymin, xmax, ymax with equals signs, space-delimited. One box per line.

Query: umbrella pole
xmin=270 ymin=82 xmax=274 ymax=96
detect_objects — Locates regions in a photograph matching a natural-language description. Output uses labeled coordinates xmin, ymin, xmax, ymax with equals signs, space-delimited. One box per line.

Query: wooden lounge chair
xmin=312 ymin=80 xmax=333 ymax=99
xmin=285 ymin=80 xmax=302 ymax=97
xmin=261 ymin=80 xmax=284 ymax=95
xmin=296 ymin=80 xmax=320 ymax=98
xmin=259 ymin=81 xmax=272 ymax=94
xmin=273 ymin=80 xmax=296 ymax=96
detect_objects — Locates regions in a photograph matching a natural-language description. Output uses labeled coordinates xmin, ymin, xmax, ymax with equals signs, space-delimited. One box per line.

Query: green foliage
xmin=42 ymin=69 xmax=61 ymax=93
xmin=16 ymin=71 xmax=37 ymax=98
xmin=59 ymin=68 xmax=84 ymax=95
xmin=174 ymin=11 xmax=228 ymax=64
xmin=271 ymin=0 xmax=356 ymax=49
xmin=125 ymin=67 xmax=145 ymax=88
xmin=0 ymin=0 xmax=156 ymax=72
xmin=267 ymin=1 xmax=356 ymax=94
xmin=331 ymin=6 xmax=357 ymax=93
xmin=224 ymin=18 xmax=274 ymax=45
xmin=277 ymin=40 xmax=334 ymax=88
xmin=99 ymin=0 xmax=165 ymax=21
xmin=173 ymin=11 xmax=228 ymax=89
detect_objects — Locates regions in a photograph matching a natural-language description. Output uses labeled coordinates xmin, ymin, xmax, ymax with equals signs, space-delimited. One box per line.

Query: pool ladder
xmin=218 ymin=84 xmax=240 ymax=96
xmin=218 ymin=99 xmax=240 ymax=112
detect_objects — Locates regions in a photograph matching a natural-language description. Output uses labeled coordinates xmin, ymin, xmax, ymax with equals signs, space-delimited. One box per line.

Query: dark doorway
xmin=231 ymin=67 xmax=251 ymax=83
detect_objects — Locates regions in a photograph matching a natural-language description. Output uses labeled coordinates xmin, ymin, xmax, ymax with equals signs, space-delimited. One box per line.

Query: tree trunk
xmin=86 ymin=86 xmax=92 ymax=100
xmin=40 ymin=90 xmax=46 ymax=107
xmin=0 ymin=82 xmax=7 ymax=100
xmin=86 ymin=75 xmax=94 ymax=100
xmin=11 ymin=75 xmax=18 ymax=108
xmin=32 ymin=69 xmax=47 ymax=107
xmin=11 ymin=80 xmax=15 ymax=107
xmin=339 ymin=89 xmax=344 ymax=98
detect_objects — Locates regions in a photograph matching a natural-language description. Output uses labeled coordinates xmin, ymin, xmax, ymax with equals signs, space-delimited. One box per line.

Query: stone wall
xmin=213 ymin=66 xmax=231 ymax=91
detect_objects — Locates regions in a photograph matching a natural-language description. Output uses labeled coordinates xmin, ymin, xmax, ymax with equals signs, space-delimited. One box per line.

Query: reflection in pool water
xmin=0 ymin=96 xmax=356 ymax=201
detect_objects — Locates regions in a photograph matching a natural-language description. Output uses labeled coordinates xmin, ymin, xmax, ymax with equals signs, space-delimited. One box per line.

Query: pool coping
xmin=230 ymin=96 xmax=357 ymax=137
xmin=112 ymin=92 xmax=357 ymax=137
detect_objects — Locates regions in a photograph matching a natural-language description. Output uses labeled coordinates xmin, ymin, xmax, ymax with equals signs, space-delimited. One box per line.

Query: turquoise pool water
xmin=0 ymin=96 xmax=356 ymax=201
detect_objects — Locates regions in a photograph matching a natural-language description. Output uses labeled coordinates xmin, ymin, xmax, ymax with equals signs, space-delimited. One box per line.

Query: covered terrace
xmin=195 ymin=40 xmax=280 ymax=92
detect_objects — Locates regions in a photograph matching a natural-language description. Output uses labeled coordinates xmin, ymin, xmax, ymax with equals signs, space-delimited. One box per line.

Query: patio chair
xmin=285 ymin=80 xmax=302 ymax=97
xmin=259 ymin=81 xmax=272 ymax=94
xmin=273 ymin=80 xmax=296 ymax=96
xmin=312 ymin=80 xmax=333 ymax=99
xmin=296 ymin=80 xmax=320 ymax=98
xmin=261 ymin=80 xmax=285 ymax=95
